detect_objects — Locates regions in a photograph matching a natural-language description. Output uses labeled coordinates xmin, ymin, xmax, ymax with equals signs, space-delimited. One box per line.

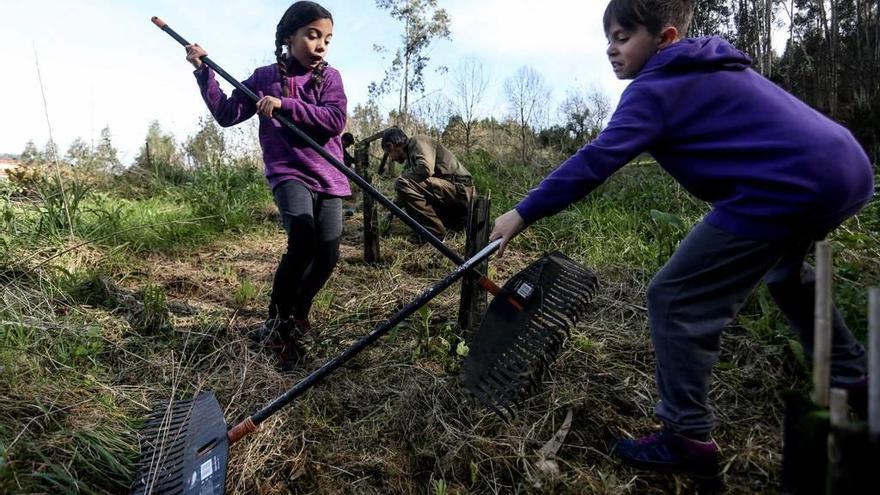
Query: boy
xmin=490 ymin=0 xmax=873 ymax=479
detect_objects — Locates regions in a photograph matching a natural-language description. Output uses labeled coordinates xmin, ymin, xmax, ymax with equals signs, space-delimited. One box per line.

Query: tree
xmin=42 ymin=139 xmax=60 ymax=165
xmin=369 ymin=0 xmax=452 ymax=129
xmin=94 ymin=126 xmax=121 ymax=171
xmin=451 ymin=57 xmax=489 ymax=156
xmin=347 ymin=102 xmax=385 ymax=140
xmin=134 ymin=121 xmax=186 ymax=183
xmin=555 ymin=86 xmax=612 ymax=154
xmin=20 ymin=141 xmax=42 ymax=167
xmin=65 ymin=138 xmax=93 ymax=169
xmin=410 ymin=91 xmax=452 ymax=140
xmin=504 ymin=66 xmax=550 ymax=164
xmin=185 ymin=115 xmax=226 ymax=169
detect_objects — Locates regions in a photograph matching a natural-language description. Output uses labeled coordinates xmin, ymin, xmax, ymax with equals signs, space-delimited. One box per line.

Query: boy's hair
xmin=381 ymin=128 xmax=408 ymax=149
xmin=275 ymin=1 xmax=333 ymax=96
xmin=603 ymin=0 xmax=695 ymax=37
xmin=341 ymin=132 xmax=354 ymax=147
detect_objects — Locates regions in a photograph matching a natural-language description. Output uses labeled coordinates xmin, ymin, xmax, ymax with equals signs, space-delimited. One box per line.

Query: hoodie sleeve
xmin=195 ymin=66 xmax=258 ymax=127
xmin=515 ymin=84 xmax=665 ymax=224
xmin=280 ymin=68 xmax=348 ymax=138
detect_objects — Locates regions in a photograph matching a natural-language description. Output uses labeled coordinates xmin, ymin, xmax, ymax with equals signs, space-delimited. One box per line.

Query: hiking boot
xmin=614 ymin=429 xmax=721 ymax=481
xmin=292 ymin=315 xmax=312 ymax=336
xmin=249 ymin=317 xmax=290 ymax=347
xmin=275 ymin=337 xmax=305 ymax=372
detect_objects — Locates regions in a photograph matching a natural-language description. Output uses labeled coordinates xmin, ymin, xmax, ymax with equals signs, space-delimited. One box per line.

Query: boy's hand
xmin=257 ymin=94 xmax=282 ymax=118
xmin=185 ymin=44 xmax=207 ymax=69
xmin=489 ymin=209 xmax=526 ymax=256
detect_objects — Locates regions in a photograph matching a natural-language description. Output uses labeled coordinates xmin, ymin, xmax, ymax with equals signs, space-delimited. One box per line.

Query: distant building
xmin=0 ymin=158 xmax=19 ymax=180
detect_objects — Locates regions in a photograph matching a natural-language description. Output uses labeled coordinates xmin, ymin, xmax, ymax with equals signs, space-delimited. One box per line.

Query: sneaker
xmin=614 ymin=429 xmax=720 ymax=480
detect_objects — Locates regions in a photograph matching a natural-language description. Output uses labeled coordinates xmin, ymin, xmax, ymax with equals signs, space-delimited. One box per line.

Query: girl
xmin=185 ymin=1 xmax=349 ymax=369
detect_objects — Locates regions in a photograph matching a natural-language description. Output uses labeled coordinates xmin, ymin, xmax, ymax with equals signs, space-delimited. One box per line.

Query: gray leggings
xmin=649 ymin=220 xmax=866 ymax=437
xmin=269 ymin=179 xmax=342 ymax=321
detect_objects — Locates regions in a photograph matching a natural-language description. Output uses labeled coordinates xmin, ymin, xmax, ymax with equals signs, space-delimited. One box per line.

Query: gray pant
xmin=269 ymin=179 xmax=342 ymax=321
xmin=649 ymin=221 xmax=867 ymax=437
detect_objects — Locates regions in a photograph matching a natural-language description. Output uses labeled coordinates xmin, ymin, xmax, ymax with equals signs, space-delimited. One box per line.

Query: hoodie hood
xmin=640 ymin=36 xmax=752 ymax=75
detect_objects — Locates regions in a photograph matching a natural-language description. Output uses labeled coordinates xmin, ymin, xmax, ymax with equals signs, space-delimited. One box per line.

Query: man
xmin=341 ymin=132 xmax=355 ymax=168
xmin=381 ymin=127 xmax=475 ymax=241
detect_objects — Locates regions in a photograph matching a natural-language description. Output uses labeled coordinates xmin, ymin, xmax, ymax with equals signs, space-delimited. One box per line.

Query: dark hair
xmin=275 ymin=1 xmax=333 ymax=97
xmin=603 ymin=0 xmax=695 ymax=37
xmin=341 ymin=132 xmax=354 ymax=147
xmin=381 ymin=128 xmax=408 ymax=148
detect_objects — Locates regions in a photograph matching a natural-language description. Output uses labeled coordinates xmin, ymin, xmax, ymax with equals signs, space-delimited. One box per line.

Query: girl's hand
xmin=489 ymin=209 xmax=526 ymax=256
xmin=185 ymin=44 xmax=207 ymax=69
xmin=257 ymin=95 xmax=282 ymax=118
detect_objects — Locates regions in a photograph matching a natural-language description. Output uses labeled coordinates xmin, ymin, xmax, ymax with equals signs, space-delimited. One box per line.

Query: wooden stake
xmin=356 ymin=144 xmax=380 ymax=263
xmin=458 ymin=196 xmax=490 ymax=335
xmin=813 ymin=241 xmax=832 ymax=408
xmin=869 ymin=288 xmax=879 ymax=439
xmin=829 ymin=388 xmax=849 ymax=428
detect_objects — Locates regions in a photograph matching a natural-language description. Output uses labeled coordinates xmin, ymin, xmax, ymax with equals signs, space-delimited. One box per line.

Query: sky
xmin=0 ymin=1 xmax=788 ymax=164
xmin=0 ymin=0 xmax=633 ymax=163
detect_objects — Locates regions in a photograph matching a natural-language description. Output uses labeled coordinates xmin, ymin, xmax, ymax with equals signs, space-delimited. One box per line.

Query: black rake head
xmin=460 ymin=252 xmax=598 ymax=420
xmin=131 ymin=392 xmax=229 ymax=495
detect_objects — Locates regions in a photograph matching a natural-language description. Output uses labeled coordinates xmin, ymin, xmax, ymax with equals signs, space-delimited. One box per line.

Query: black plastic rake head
xmin=460 ymin=252 xmax=598 ymax=419
xmin=131 ymin=392 xmax=229 ymax=495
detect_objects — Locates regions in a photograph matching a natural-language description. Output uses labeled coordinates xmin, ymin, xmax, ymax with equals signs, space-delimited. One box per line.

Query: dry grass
xmin=1 ymin=204 xmax=806 ymax=494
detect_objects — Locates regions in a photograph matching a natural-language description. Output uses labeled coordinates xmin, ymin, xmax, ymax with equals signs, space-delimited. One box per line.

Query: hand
xmin=185 ymin=43 xmax=207 ymax=69
xmin=489 ymin=209 xmax=526 ymax=256
xmin=257 ymin=95 xmax=282 ymax=118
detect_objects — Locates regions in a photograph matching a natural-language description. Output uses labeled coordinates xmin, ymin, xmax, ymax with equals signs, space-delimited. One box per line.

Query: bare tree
xmin=504 ymin=66 xmax=550 ymax=164
xmin=411 ymin=91 xmax=453 ymax=141
xmin=452 ymin=56 xmax=489 ymax=156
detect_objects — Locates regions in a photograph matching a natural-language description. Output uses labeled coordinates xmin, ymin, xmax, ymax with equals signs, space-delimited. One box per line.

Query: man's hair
xmin=381 ymin=127 xmax=408 ymax=148
xmin=341 ymin=132 xmax=354 ymax=147
xmin=603 ymin=0 xmax=695 ymax=37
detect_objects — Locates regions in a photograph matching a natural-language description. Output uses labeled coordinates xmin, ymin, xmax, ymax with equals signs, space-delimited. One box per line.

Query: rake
xmin=132 ymin=241 xmax=501 ymax=494
xmin=151 ymin=18 xmax=597 ymax=418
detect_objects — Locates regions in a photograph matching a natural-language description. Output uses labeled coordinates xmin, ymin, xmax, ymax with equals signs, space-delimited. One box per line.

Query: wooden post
xmin=356 ymin=143 xmax=380 ymax=263
xmin=813 ymin=241 xmax=832 ymax=408
xmin=869 ymin=287 xmax=879 ymax=440
xmin=458 ymin=195 xmax=490 ymax=335
xmin=829 ymin=388 xmax=849 ymax=428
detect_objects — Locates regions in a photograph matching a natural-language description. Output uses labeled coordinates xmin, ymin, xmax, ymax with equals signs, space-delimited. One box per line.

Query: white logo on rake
xmin=200 ymin=459 xmax=213 ymax=480
xmin=516 ymin=282 xmax=533 ymax=299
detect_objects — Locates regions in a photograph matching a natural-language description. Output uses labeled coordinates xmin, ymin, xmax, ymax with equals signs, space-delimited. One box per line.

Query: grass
xmin=0 ymin=153 xmax=877 ymax=493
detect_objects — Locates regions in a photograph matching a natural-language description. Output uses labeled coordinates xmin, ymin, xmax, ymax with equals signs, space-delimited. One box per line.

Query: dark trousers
xmin=649 ymin=220 xmax=867 ymax=437
xmin=269 ymin=180 xmax=342 ymax=321
xmin=394 ymin=176 xmax=474 ymax=238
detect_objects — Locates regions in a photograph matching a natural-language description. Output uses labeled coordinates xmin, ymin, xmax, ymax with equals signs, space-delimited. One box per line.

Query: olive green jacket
xmin=401 ymin=136 xmax=471 ymax=183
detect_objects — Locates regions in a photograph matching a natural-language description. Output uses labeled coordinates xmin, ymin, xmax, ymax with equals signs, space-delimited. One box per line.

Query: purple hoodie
xmin=195 ymin=61 xmax=351 ymax=196
xmin=516 ymin=37 xmax=874 ymax=239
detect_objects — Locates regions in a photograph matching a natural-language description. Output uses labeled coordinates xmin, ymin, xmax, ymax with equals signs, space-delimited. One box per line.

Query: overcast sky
xmin=1 ymin=1 xmax=788 ymax=164
xmin=0 ymin=0 xmax=635 ymax=162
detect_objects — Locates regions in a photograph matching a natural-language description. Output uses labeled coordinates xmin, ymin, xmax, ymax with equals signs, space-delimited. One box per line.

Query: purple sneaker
xmin=614 ymin=429 xmax=720 ymax=480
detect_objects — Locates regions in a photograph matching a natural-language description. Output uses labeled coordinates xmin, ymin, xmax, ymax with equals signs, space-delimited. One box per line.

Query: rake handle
xmin=151 ymin=16 xmax=502 ymax=297
xmin=226 ymin=240 xmax=502 ymax=444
